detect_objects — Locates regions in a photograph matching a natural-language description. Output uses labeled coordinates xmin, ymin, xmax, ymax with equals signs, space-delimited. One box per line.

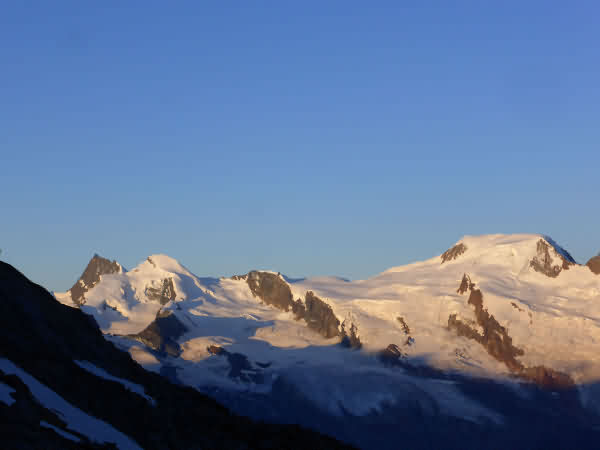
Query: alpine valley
xmin=4 ymin=233 xmax=600 ymax=449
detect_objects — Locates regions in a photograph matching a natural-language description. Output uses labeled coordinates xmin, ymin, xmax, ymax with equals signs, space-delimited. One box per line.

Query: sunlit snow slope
xmin=56 ymin=234 xmax=600 ymax=421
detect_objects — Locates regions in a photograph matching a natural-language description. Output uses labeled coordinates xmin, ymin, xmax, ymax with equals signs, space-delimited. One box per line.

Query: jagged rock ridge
xmin=448 ymin=274 xmax=573 ymax=388
xmin=529 ymin=238 xmax=576 ymax=278
xmin=441 ymin=243 xmax=467 ymax=263
xmin=68 ymin=254 xmax=122 ymax=306
xmin=242 ymin=271 xmax=361 ymax=346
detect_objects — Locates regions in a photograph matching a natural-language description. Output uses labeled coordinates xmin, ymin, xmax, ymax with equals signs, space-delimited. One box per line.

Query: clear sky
xmin=2 ymin=1 xmax=599 ymax=291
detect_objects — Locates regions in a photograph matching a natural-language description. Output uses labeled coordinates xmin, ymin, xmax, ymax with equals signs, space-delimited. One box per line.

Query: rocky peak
xmin=246 ymin=271 xmax=295 ymax=312
xmin=69 ymin=254 xmax=122 ymax=306
xmin=529 ymin=238 xmax=575 ymax=278
xmin=586 ymin=254 xmax=600 ymax=275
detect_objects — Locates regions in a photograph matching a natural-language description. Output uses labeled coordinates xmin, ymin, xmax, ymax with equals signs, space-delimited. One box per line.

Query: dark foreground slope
xmin=0 ymin=261 xmax=349 ymax=449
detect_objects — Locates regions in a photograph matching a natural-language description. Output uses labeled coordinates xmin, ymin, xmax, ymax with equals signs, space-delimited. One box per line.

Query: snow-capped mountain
xmin=55 ymin=234 xmax=600 ymax=449
xmin=0 ymin=261 xmax=345 ymax=449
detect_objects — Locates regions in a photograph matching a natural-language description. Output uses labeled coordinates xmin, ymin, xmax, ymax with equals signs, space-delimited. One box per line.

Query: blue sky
xmin=2 ymin=2 xmax=599 ymax=291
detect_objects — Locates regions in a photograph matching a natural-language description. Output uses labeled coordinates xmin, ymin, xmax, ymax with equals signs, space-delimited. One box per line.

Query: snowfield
xmin=55 ymin=234 xmax=600 ymax=419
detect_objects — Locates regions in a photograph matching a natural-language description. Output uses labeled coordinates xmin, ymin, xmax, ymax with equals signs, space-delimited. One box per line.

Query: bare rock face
xmin=145 ymin=278 xmax=176 ymax=305
xmin=302 ymin=291 xmax=342 ymax=340
xmin=379 ymin=344 xmax=407 ymax=366
xmin=441 ymin=243 xmax=467 ymax=264
xmin=396 ymin=316 xmax=410 ymax=335
xmin=520 ymin=366 xmax=574 ymax=388
xmin=530 ymin=239 xmax=575 ymax=278
xmin=396 ymin=317 xmax=414 ymax=346
xmin=340 ymin=318 xmax=361 ymax=349
xmin=243 ymin=271 xmax=344 ymax=341
xmin=448 ymin=275 xmax=573 ymax=388
xmin=586 ymin=255 xmax=600 ymax=275
xmin=69 ymin=254 xmax=121 ymax=306
xmin=127 ymin=309 xmax=188 ymax=357
xmin=456 ymin=273 xmax=474 ymax=294
xmin=457 ymin=286 xmax=523 ymax=372
xmin=246 ymin=271 xmax=295 ymax=312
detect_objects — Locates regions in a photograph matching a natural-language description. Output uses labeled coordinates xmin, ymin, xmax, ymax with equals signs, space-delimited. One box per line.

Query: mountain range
xmin=3 ymin=233 xmax=600 ymax=448
xmin=0 ymin=259 xmax=346 ymax=449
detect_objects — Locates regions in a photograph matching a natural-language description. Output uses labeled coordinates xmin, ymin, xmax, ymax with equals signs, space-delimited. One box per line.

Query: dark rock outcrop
xmin=441 ymin=243 xmax=467 ymax=263
xmin=520 ymin=365 xmax=574 ymax=389
xmin=68 ymin=254 xmax=121 ymax=306
xmin=397 ymin=316 xmax=411 ymax=334
xmin=0 ymin=261 xmax=348 ymax=449
xmin=246 ymin=271 xmax=295 ymax=312
xmin=457 ymin=273 xmax=474 ymax=294
xmin=396 ymin=316 xmax=414 ymax=346
xmin=448 ymin=275 xmax=573 ymax=388
xmin=378 ymin=344 xmax=407 ymax=366
xmin=207 ymin=345 xmax=264 ymax=383
xmin=243 ymin=272 xmax=344 ymax=341
xmin=530 ymin=239 xmax=575 ymax=278
xmin=300 ymin=291 xmax=342 ymax=340
xmin=510 ymin=302 xmax=524 ymax=313
xmin=340 ymin=319 xmax=362 ymax=349
xmin=127 ymin=309 xmax=188 ymax=356
xmin=586 ymin=255 xmax=600 ymax=275
xmin=145 ymin=278 xmax=177 ymax=305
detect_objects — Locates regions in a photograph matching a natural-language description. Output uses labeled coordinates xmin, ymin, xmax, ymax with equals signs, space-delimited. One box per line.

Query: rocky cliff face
xmin=145 ymin=278 xmax=177 ymax=305
xmin=448 ymin=274 xmax=573 ymax=388
xmin=246 ymin=271 xmax=296 ymax=311
xmin=242 ymin=271 xmax=357 ymax=344
xmin=587 ymin=255 xmax=600 ymax=275
xmin=298 ymin=291 xmax=342 ymax=340
xmin=68 ymin=254 xmax=122 ymax=306
xmin=529 ymin=239 xmax=575 ymax=278
xmin=441 ymin=243 xmax=467 ymax=263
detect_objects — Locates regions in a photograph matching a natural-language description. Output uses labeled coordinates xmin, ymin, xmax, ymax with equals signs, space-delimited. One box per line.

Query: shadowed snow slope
xmin=54 ymin=234 xmax=600 ymax=449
